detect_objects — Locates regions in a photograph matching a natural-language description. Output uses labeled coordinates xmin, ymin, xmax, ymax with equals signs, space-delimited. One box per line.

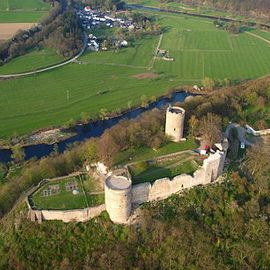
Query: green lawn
xmin=0 ymin=49 xmax=65 ymax=74
xmin=1 ymin=9 xmax=270 ymax=138
xmin=31 ymin=175 xmax=104 ymax=210
xmin=128 ymin=153 xmax=201 ymax=184
xmin=154 ymin=12 xmax=270 ymax=80
xmin=0 ymin=11 xmax=48 ymax=22
xmin=252 ymin=29 xmax=270 ymax=42
xmin=0 ymin=0 xmax=50 ymax=22
xmin=114 ymin=139 xmax=199 ymax=165
xmin=127 ymin=0 xmax=249 ymax=20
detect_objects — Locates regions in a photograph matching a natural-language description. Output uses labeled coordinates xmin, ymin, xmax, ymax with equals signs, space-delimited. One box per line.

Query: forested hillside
xmin=0 ymin=144 xmax=269 ymax=269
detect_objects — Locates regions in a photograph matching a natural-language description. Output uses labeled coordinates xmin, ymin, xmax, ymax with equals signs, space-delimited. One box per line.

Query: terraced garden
xmin=1 ymin=8 xmax=270 ymax=138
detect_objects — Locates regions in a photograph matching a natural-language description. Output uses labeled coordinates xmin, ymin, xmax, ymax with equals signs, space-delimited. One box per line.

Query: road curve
xmin=0 ymin=33 xmax=88 ymax=79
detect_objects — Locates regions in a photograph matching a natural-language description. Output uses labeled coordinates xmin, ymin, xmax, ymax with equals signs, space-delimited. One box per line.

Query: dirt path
xmin=245 ymin=31 xmax=270 ymax=46
xmin=148 ymin=33 xmax=163 ymax=70
xmin=87 ymin=191 xmax=104 ymax=195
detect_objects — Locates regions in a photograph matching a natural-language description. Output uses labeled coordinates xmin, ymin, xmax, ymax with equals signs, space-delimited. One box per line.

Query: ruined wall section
xmin=130 ymin=150 xmax=226 ymax=206
xmin=132 ymin=183 xmax=151 ymax=204
xmin=28 ymin=204 xmax=106 ymax=223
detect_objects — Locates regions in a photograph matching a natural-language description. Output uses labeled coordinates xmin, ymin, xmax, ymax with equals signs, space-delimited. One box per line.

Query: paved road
xmin=225 ymin=123 xmax=253 ymax=146
xmin=0 ymin=33 xmax=88 ymax=79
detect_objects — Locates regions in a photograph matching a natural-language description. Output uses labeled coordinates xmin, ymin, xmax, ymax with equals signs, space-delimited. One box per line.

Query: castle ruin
xmin=27 ymin=105 xmax=228 ymax=224
xmin=165 ymin=105 xmax=185 ymax=142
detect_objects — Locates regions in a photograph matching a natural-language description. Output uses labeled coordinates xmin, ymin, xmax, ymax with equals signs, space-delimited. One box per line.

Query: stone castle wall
xmin=246 ymin=124 xmax=270 ymax=136
xmin=28 ymin=204 xmax=106 ymax=223
xmin=131 ymin=150 xmax=226 ymax=206
xmin=27 ymin=143 xmax=228 ymax=224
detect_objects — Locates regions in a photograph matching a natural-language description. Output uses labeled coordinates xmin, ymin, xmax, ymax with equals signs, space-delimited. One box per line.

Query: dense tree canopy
xmin=0 ymin=153 xmax=269 ymax=269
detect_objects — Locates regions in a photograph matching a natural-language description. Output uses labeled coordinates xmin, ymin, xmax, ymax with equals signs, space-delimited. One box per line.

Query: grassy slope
xmin=0 ymin=0 xmax=50 ymax=22
xmin=0 ymin=49 xmax=65 ymax=74
xmin=0 ymin=36 xmax=181 ymax=137
xmin=129 ymin=154 xmax=200 ymax=184
xmin=1 ymin=11 xmax=270 ymax=137
xmin=114 ymin=140 xmax=199 ymax=165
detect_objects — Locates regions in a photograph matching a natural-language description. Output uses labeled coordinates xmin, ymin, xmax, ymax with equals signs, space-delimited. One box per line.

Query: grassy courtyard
xmin=114 ymin=139 xmax=199 ymax=165
xmin=1 ymin=9 xmax=270 ymax=137
xmin=128 ymin=151 xmax=202 ymax=184
xmin=31 ymin=175 xmax=104 ymax=210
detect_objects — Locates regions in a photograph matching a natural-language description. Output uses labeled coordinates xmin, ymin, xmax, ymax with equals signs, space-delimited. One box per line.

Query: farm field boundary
xmin=0 ymin=9 xmax=270 ymax=138
xmin=0 ymin=22 xmax=35 ymax=40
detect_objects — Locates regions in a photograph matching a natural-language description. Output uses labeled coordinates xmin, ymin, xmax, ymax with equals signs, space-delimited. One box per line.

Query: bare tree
xmin=198 ymin=113 xmax=222 ymax=147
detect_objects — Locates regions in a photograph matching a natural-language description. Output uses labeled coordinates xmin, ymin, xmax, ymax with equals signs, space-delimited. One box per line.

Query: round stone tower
xmin=165 ymin=105 xmax=185 ymax=142
xmin=105 ymin=175 xmax=132 ymax=224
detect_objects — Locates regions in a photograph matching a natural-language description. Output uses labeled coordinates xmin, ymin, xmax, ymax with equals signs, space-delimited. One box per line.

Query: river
xmin=0 ymin=91 xmax=193 ymax=164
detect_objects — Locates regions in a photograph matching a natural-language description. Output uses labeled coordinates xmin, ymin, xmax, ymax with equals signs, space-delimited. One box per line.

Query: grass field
xmin=127 ymin=0 xmax=248 ymax=20
xmin=0 ymin=9 xmax=270 ymax=138
xmin=114 ymin=139 xmax=199 ymax=165
xmin=31 ymin=175 xmax=104 ymax=210
xmin=0 ymin=0 xmax=50 ymax=23
xmin=128 ymin=152 xmax=201 ymax=184
xmin=0 ymin=49 xmax=65 ymax=74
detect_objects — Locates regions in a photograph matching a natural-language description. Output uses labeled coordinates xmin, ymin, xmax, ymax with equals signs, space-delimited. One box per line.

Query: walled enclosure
xmin=165 ymin=105 xmax=185 ymax=142
xmin=106 ymin=140 xmax=228 ymax=224
xmin=26 ymin=172 xmax=106 ymax=223
xmin=27 ymin=141 xmax=228 ymax=224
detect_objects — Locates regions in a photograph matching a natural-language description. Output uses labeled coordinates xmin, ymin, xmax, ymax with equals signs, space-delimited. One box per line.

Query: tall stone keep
xmin=105 ymin=175 xmax=132 ymax=224
xmin=165 ymin=105 xmax=185 ymax=142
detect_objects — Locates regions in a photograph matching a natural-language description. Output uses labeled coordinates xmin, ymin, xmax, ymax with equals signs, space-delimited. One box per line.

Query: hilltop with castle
xmin=27 ymin=106 xmax=228 ymax=224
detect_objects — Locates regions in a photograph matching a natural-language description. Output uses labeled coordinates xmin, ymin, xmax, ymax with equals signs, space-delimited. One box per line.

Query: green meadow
xmin=1 ymin=10 xmax=270 ymax=138
xmin=127 ymin=0 xmax=246 ymax=20
xmin=0 ymin=0 xmax=50 ymax=22
xmin=0 ymin=49 xmax=65 ymax=74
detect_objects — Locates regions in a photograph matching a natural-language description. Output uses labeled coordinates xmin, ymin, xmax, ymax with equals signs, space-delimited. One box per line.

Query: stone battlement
xmin=105 ymin=141 xmax=228 ymax=224
xmin=27 ymin=142 xmax=227 ymax=224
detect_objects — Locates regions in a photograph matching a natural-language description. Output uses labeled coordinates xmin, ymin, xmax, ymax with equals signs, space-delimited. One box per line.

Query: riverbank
xmin=0 ymin=90 xmax=198 ymax=164
xmin=126 ymin=4 xmax=270 ymax=29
